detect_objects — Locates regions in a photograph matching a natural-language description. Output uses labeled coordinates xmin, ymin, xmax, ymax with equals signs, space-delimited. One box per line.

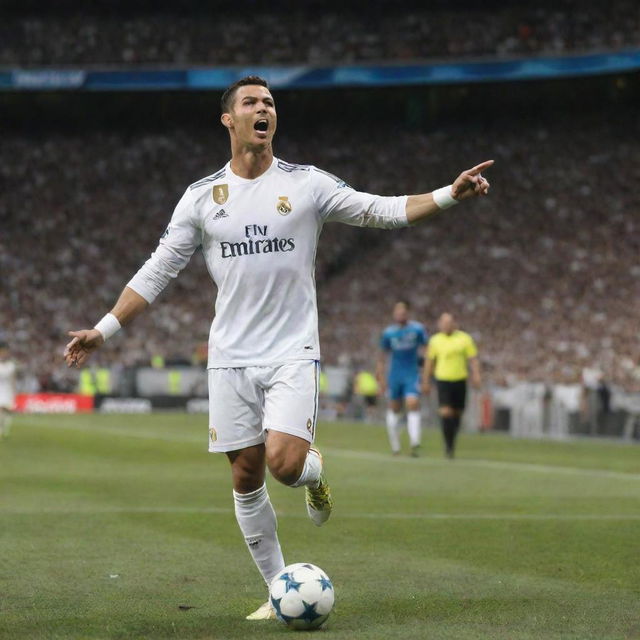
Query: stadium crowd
xmin=1 ymin=0 xmax=639 ymax=67
xmin=2 ymin=108 xmax=639 ymax=392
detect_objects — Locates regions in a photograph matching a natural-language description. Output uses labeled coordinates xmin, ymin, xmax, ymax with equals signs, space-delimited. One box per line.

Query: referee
xmin=422 ymin=313 xmax=481 ymax=458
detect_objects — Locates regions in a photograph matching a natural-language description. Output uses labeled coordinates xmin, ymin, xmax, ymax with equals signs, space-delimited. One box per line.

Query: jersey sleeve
xmin=310 ymin=167 xmax=408 ymax=229
xmin=127 ymin=188 xmax=201 ymax=303
xmin=465 ymin=334 xmax=478 ymax=358
xmin=417 ymin=324 xmax=427 ymax=346
xmin=380 ymin=330 xmax=391 ymax=351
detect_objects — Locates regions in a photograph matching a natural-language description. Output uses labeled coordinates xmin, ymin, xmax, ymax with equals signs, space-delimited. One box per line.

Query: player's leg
xmin=386 ymin=377 xmax=403 ymax=454
xmin=440 ymin=406 xmax=457 ymax=458
xmin=405 ymin=393 xmax=421 ymax=457
xmin=405 ymin=372 xmax=422 ymax=456
xmin=265 ymin=430 xmax=315 ymax=486
xmin=436 ymin=381 xmax=456 ymax=457
xmin=227 ymin=444 xmax=285 ymax=586
xmin=208 ymin=368 xmax=285 ymax=618
xmin=447 ymin=382 xmax=468 ymax=457
xmin=261 ymin=361 xmax=332 ymax=526
xmin=386 ymin=399 xmax=402 ymax=455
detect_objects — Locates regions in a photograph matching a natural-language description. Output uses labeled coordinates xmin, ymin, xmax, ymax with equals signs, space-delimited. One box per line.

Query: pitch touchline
xmin=2 ymin=506 xmax=639 ymax=520
xmin=28 ymin=421 xmax=640 ymax=481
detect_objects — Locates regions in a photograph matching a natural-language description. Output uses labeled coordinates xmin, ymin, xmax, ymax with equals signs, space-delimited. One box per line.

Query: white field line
xmin=30 ymin=420 xmax=204 ymax=444
xmin=322 ymin=447 xmax=640 ymax=481
xmin=27 ymin=421 xmax=640 ymax=481
xmin=2 ymin=505 xmax=640 ymax=521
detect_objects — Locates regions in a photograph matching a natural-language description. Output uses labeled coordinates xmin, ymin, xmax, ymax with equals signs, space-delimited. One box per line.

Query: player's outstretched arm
xmin=63 ymin=286 xmax=148 ymax=368
xmin=406 ymin=160 xmax=493 ymax=224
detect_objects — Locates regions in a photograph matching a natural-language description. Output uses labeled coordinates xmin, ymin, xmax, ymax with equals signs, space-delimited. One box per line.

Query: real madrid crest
xmin=212 ymin=184 xmax=229 ymax=205
xmin=209 ymin=427 xmax=217 ymax=443
xmin=277 ymin=196 xmax=292 ymax=216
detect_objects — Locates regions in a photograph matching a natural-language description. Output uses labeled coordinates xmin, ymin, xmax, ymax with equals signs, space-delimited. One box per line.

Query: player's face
xmin=438 ymin=314 xmax=455 ymax=334
xmin=392 ymin=303 xmax=409 ymax=324
xmin=225 ymin=85 xmax=277 ymax=148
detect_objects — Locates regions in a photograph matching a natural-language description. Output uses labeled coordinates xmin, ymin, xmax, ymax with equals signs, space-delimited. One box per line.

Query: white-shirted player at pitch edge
xmin=0 ymin=342 xmax=17 ymax=438
xmin=64 ymin=76 xmax=493 ymax=620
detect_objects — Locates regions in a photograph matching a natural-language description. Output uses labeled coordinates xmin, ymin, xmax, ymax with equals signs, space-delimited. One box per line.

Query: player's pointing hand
xmin=63 ymin=329 xmax=104 ymax=367
xmin=451 ymin=160 xmax=493 ymax=201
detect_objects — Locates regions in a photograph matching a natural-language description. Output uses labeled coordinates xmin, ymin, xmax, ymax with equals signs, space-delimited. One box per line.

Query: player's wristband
xmin=432 ymin=185 xmax=458 ymax=210
xmin=94 ymin=313 xmax=121 ymax=341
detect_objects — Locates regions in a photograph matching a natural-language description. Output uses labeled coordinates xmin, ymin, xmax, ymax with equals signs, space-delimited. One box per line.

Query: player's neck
xmin=229 ymin=145 xmax=274 ymax=180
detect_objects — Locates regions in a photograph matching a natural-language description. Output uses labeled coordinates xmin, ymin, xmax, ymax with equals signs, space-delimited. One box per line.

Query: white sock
xmin=386 ymin=410 xmax=401 ymax=453
xmin=291 ymin=448 xmax=322 ymax=488
xmin=407 ymin=410 xmax=422 ymax=447
xmin=233 ymin=483 xmax=285 ymax=586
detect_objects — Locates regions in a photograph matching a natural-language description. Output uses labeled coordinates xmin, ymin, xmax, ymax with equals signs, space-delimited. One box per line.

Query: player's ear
xmin=221 ymin=113 xmax=233 ymax=129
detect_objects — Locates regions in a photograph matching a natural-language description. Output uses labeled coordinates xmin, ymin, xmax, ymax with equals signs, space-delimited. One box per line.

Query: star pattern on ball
xmin=300 ymin=600 xmax=323 ymax=623
xmin=317 ymin=575 xmax=333 ymax=591
xmin=278 ymin=572 xmax=303 ymax=593
xmin=270 ymin=596 xmax=285 ymax=620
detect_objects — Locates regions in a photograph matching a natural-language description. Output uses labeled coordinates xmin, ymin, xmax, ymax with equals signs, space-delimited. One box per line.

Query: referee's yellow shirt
xmin=427 ymin=330 xmax=478 ymax=382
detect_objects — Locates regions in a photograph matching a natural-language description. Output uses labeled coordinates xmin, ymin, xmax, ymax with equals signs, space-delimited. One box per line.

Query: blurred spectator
xmin=0 ymin=1 xmax=638 ymax=67
xmin=352 ymin=367 xmax=379 ymax=422
xmin=1 ymin=110 xmax=639 ymax=391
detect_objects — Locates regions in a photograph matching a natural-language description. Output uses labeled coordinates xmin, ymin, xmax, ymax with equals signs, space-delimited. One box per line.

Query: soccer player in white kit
xmin=0 ymin=342 xmax=17 ymax=438
xmin=64 ymin=76 xmax=492 ymax=620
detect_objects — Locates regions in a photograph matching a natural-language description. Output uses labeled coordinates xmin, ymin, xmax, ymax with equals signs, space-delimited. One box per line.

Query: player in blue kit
xmin=377 ymin=301 xmax=428 ymax=456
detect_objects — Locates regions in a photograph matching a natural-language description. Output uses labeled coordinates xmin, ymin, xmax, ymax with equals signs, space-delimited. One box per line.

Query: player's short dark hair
xmin=221 ymin=75 xmax=270 ymax=114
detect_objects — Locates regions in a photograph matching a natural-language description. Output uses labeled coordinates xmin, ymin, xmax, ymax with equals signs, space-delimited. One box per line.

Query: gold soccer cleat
xmin=246 ymin=601 xmax=276 ymax=621
xmin=305 ymin=449 xmax=334 ymax=527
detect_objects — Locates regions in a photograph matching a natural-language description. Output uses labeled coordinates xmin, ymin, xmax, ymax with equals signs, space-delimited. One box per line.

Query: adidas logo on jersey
xmin=212 ymin=208 xmax=229 ymax=220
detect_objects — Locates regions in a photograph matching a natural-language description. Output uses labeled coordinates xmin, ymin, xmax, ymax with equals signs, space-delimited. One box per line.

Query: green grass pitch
xmin=1 ymin=413 xmax=639 ymax=639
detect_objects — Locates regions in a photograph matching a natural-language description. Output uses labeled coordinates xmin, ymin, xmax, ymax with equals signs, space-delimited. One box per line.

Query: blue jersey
xmin=380 ymin=321 xmax=427 ymax=379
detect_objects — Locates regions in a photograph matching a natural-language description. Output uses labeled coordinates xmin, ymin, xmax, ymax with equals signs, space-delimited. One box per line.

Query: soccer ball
xmin=269 ymin=563 xmax=335 ymax=630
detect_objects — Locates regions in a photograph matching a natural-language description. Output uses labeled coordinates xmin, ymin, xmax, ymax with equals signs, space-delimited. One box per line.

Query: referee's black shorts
xmin=436 ymin=379 xmax=467 ymax=410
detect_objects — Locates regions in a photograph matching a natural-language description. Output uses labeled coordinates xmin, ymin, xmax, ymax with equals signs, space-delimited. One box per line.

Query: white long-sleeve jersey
xmin=128 ymin=158 xmax=408 ymax=368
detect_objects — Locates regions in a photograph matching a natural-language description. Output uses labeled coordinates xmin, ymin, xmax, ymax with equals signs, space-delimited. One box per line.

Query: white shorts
xmin=207 ymin=360 xmax=320 ymax=453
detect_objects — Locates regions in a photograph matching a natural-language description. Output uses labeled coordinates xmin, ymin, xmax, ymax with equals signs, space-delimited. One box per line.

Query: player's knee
xmin=227 ymin=449 xmax=265 ymax=493
xmin=439 ymin=406 xmax=454 ymax=418
xmin=266 ymin=454 xmax=302 ymax=486
xmin=231 ymin=468 xmax=263 ymax=493
xmin=265 ymin=446 xmax=306 ymax=486
xmin=406 ymin=396 xmax=420 ymax=411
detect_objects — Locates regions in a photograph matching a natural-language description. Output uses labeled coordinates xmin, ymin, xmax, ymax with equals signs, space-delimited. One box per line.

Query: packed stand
xmin=1 ymin=0 xmax=639 ymax=67
xmin=1 ymin=111 xmax=639 ymax=392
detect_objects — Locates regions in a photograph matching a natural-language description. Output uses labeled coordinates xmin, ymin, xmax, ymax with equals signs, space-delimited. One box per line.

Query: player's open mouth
xmin=254 ymin=119 xmax=269 ymax=132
